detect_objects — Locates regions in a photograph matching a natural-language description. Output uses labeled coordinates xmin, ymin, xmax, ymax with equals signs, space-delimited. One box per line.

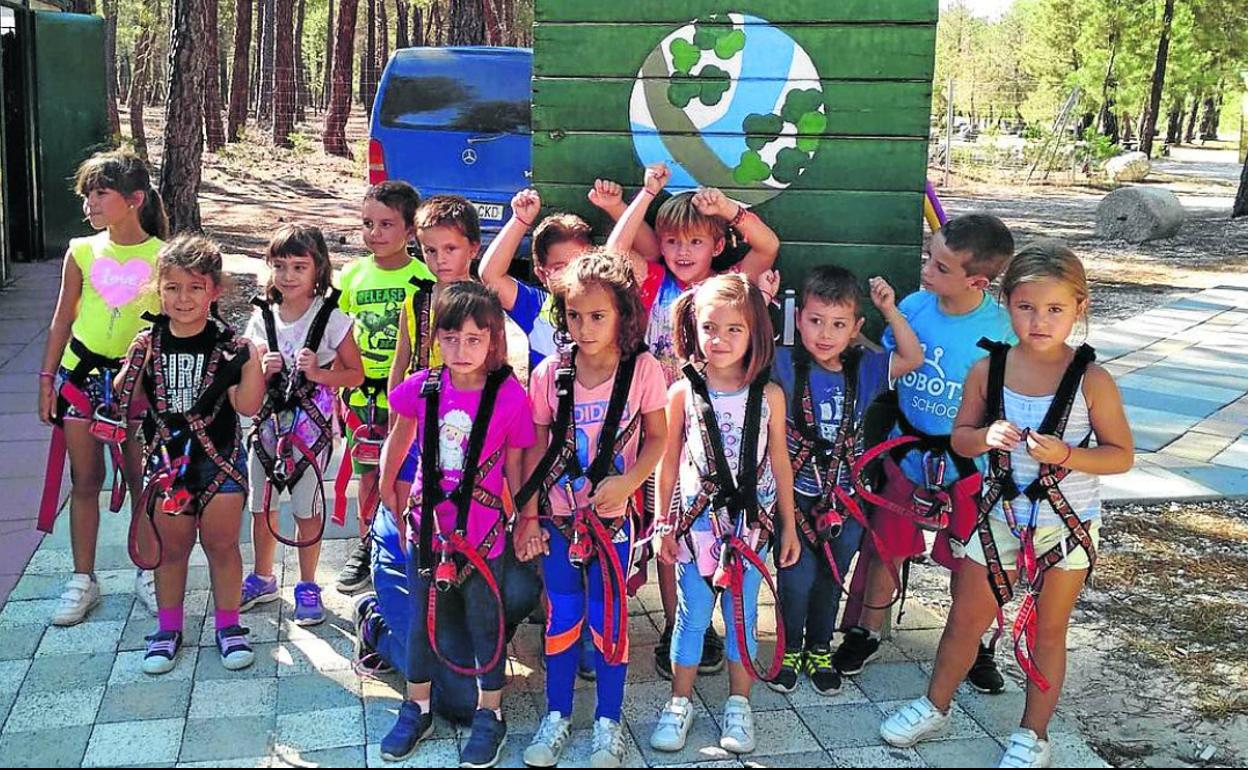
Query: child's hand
xmin=692 ymin=187 xmax=739 ymax=220
xmin=985 ymin=420 xmax=1024 ymax=451
xmin=778 ymin=525 xmax=802 ymax=568
xmin=511 ymin=188 xmax=541 ymax=226
xmin=37 ymin=378 xmax=57 ymax=425
xmin=643 ymin=163 xmax=671 ymax=194
xmin=262 ymin=351 xmax=284 ymax=378
xmin=869 ymin=276 xmax=898 ymax=313
xmin=658 ymin=533 xmax=679 ymax=565
xmin=514 ymin=518 xmax=549 ymax=562
xmin=295 ymin=348 xmax=320 ymax=381
xmin=588 ymin=179 xmax=624 ymax=211
xmin=1026 ymin=431 xmax=1072 ymax=466
xmin=588 ymin=478 xmax=631 ymax=512
xmin=758 ymin=269 xmax=781 ymax=304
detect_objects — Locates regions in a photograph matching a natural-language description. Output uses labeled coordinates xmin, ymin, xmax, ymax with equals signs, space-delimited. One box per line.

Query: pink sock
xmin=215 ymin=609 xmax=240 ymax=631
xmin=158 ymin=606 xmax=183 ymax=633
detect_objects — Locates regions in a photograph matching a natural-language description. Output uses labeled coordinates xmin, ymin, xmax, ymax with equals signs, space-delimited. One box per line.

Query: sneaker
xmin=968 ymin=641 xmax=1006 ymax=694
xmin=134 ymin=569 xmax=159 ymax=616
xmin=216 ymin=624 xmax=255 ymax=670
xmin=353 ymin=594 xmax=394 ymax=675
xmin=589 ymin=717 xmax=627 ymax=768
xmin=522 ymin=711 xmax=572 ymax=767
xmin=654 ymin=625 xmax=673 ymax=681
xmin=141 ymin=630 xmax=182 ymax=675
xmin=880 ymin=696 xmax=952 ymax=748
xmin=380 ymin=700 xmax=433 ymax=762
xmin=719 ymin=695 xmax=755 ymax=754
xmin=51 ymin=573 xmax=100 ymax=626
xmin=293 ymin=581 xmax=325 ymax=626
xmin=699 ymin=627 xmax=725 ymax=674
xmin=833 ymin=625 xmax=881 ymax=676
xmin=998 ymin=728 xmax=1052 ymax=768
xmin=766 ymin=651 xmax=803 ymax=694
xmin=239 ymin=572 xmax=279 ymax=612
xmin=336 ymin=539 xmax=373 ymax=594
xmin=460 ymin=708 xmax=507 ymax=768
xmin=649 ymin=696 xmax=695 ymax=752
xmin=805 ymin=645 xmax=842 ymax=696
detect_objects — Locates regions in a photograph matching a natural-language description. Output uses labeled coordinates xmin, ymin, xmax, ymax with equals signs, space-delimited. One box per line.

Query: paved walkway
xmin=6 ymin=262 xmax=1247 ymax=766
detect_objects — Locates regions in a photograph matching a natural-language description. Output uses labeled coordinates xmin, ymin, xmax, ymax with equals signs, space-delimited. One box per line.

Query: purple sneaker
xmin=294 ymin=581 xmax=325 ymax=627
xmin=240 ymin=573 xmax=279 ymax=613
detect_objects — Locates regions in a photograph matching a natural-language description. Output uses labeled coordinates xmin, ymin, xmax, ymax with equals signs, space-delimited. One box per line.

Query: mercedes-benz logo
xmin=461 ymin=149 xmax=478 ymax=166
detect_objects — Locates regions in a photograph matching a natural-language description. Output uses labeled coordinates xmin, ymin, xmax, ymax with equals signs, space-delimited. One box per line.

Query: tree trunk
xmin=482 ymin=0 xmax=499 ymax=45
xmin=322 ymin=0 xmax=334 ymax=110
xmin=1165 ymin=102 xmax=1182 ymax=147
xmin=227 ymin=0 xmax=253 ymax=141
xmin=295 ymin=0 xmax=308 ymax=121
xmin=379 ymin=0 xmax=389 ymax=66
xmin=128 ymin=26 xmax=153 ymax=158
xmin=160 ymin=0 xmax=208 ymax=234
xmin=1121 ymin=112 xmax=1134 ymax=143
xmin=448 ymin=0 xmax=484 ymax=45
xmin=324 ymin=0 xmax=360 ymax=157
xmin=102 ymin=0 xmax=120 ymax=137
xmin=259 ymin=0 xmax=276 ymax=120
xmin=430 ymin=0 xmax=443 ymax=45
xmin=412 ymin=4 xmax=422 ymax=45
xmin=273 ymin=0 xmax=295 ymax=146
xmin=1233 ymin=155 xmax=1248 ymax=218
xmin=361 ymin=0 xmax=377 ymax=111
xmin=203 ymin=0 xmax=226 ymax=151
xmin=395 ymin=0 xmax=409 ymax=48
xmin=251 ymin=0 xmax=265 ymax=112
xmin=1138 ymin=0 xmax=1175 ymax=158
xmin=1185 ymin=92 xmax=1201 ymax=143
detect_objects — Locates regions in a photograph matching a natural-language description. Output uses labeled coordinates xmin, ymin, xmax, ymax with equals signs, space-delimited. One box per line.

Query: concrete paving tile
xmin=0 ymin=599 xmax=59 ymax=627
xmin=1172 ymin=464 xmax=1248 ymax=497
xmin=273 ymin=704 xmax=364 ymax=752
xmin=82 ymin=718 xmax=183 ymax=763
xmin=1049 ymin=731 xmax=1111 ymax=767
xmin=852 ymin=661 xmax=932 ymax=703
xmin=826 ymin=744 xmax=926 ymax=767
xmin=0 ymin=659 xmax=30 ymax=726
xmin=891 ymin=628 xmax=943 ymax=662
xmin=34 ymin=619 xmax=124 ymax=657
xmin=274 ymin=636 xmax=355 ymax=677
xmin=268 ymin=745 xmax=367 ymax=767
xmin=1212 ymin=436 xmax=1248 ymax=470
xmin=176 ymin=758 xmax=268 ymax=768
xmin=179 ymin=716 xmax=276 ymax=764
xmin=1119 ymin=387 xmax=1223 ymax=419
xmin=3 ymin=684 xmax=104 ymax=732
xmin=362 ymin=737 xmax=459 ymax=768
xmin=915 ymin=736 xmax=1003 ymax=767
xmin=188 ymin=677 xmax=277 ymax=719
xmin=0 ymin=625 xmax=45 ymax=661
xmin=1101 ymin=465 xmax=1219 ymax=504
xmin=796 ymin=702 xmax=888 ymax=749
xmin=20 ymin=650 xmax=115 ymax=692
xmin=96 ymin=678 xmax=193 ymax=723
xmin=275 ymin=671 xmax=361 ymax=714
xmin=0 ymin=724 xmax=92 ymax=767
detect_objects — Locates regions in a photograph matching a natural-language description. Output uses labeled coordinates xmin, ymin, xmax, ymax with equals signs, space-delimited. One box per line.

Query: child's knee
xmin=200 ymin=531 xmax=240 ymax=559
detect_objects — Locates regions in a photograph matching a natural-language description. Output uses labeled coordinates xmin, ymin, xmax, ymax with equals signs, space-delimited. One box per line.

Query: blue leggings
xmin=777 ymin=497 xmax=865 ymax=652
xmin=672 ymin=546 xmax=768 ymax=669
xmin=542 ymin=519 xmax=631 ymax=722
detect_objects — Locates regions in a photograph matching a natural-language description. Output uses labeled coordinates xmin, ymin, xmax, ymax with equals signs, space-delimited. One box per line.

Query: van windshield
xmin=379 ymin=58 xmax=531 ymax=134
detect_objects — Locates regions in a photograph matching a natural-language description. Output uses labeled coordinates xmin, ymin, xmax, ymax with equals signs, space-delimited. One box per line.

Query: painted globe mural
xmin=629 ymin=13 xmax=826 ymax=205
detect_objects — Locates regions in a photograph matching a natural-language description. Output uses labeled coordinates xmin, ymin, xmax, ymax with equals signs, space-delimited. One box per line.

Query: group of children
xmin=38 ymin=148 xmax=1132 ymax=770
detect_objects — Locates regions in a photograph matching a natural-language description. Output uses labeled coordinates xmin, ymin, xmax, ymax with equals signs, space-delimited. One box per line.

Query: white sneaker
xmin=649 ymin=696 xmax=694 ymax=752
xmin=134 ymin=569 xmax=159 ymax=616
xmin=880 ymin=696 xmax=952 ymax=748
xmin=51 ymin=573 xmax=100 ymax=626
xmin=718 ymin=695 xmax=755 ymax=754
xmin=589 ymin=717 xmax=627 ymax=768
xmin=523 ymin=711 xmax=572 ymax=767
xmin=999 ymin=729 xmax=1052 ymax=768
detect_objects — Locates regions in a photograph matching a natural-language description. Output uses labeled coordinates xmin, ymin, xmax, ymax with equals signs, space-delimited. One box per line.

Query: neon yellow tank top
xmin=61 ymin=232 xmax=163 ymax=371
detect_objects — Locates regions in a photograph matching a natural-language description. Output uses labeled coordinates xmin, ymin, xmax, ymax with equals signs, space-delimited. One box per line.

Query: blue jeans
xmin=672 ymin=546 xmax=768 ymax=668
xmin=778 ymin=497 xmax=865 ymax=652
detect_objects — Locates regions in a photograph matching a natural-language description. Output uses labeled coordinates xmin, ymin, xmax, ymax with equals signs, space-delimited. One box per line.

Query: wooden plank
xmin=537 ymin=0 xmax=938 ymax=24
xmin=533 ymin=78 xmax=933 ymax=138
xmin=531 ymin=133 xmax=930 ymax=193
xmin=534 ymin=184 xmax=924 ymax=246
xmin=533 ymin=23 xmax=937 ymax=81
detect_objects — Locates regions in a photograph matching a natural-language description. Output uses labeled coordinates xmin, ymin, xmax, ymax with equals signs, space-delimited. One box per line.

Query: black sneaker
xmin=655 ymin=624 xmax=673 ymax=680
xmin=353 ymin=594 xmax=393 ymax=676
xmin=805 ymin=645 xmax=842 ymax=695
xmin=699 ymin=627 xmax=725 ymax=674
xmin=460 ymin=708 xmax=507 ymax=768
xmin=766 ymin=651 xmax=803 ymax=694
xmin=967 ymin=641 xmax=1005 ymax=694
xmin=832 ymin=626 xmax=880 ymax=676
xmin=336 ymin=538 xmax=373 ymax=594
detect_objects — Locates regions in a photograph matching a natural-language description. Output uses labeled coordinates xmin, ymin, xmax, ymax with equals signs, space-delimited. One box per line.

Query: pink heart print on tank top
xmin=90 ymin=257 xmax=152 ymax=310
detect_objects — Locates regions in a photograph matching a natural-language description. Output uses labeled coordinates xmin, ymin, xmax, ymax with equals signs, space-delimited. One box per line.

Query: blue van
xmin=369 ymin=47 xmax=532 ymax=244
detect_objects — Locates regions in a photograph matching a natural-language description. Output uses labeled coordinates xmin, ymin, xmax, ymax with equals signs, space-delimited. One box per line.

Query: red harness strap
xmin=332 ymin=379 xmax=387 ymax=527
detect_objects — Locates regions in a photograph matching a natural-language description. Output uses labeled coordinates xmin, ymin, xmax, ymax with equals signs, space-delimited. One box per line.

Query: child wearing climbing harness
xmin=115 ymin=236 xmax=266 ymax=675
xmin=335 ymin=181 xmax=437 ymax=595
xmin=479 ymin=182 xmax=660 ymax=374
xmin=608 ymin=161 xmax=781 ymax=681
xmin=769 ymin=266 xmax=924 ymax=696
xmin=650 ymin=274 xmax=800 ymax=756
xmin=840 ymin=214 xmax=1017 ymax=694
xmin=512 ymin=251 xmax=669 ymax=768
xmin=880 ymin=241 xmax=1133 ymax=769
xmin=37 ymin=149 xmax=169 ymax=626
xmin=242 ymin=225 xmax=363 ymax=625
xmin=377 ymin=282 xmax=535 ymax=768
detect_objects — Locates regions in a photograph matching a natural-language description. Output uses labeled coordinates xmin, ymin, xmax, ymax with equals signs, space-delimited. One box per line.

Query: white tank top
xmin=989 ymin=384 xmax=1102 ymax=528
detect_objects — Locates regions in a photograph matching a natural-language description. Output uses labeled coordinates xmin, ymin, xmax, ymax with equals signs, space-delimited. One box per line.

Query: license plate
xmin=473 ymin=202 xmax=505 ymax=222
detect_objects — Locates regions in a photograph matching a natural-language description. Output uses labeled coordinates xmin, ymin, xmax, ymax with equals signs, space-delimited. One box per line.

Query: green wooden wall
xmin=531 ymin=0 xmax=938 ymax=306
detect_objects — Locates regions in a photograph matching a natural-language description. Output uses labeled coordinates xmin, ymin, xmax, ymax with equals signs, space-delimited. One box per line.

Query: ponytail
xmin=139 ymin=185 xmax=170 ymax=240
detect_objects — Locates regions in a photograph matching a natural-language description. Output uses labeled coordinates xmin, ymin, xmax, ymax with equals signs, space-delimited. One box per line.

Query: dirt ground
xmin=124 ymin=106 xmax=1248 ymax=767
